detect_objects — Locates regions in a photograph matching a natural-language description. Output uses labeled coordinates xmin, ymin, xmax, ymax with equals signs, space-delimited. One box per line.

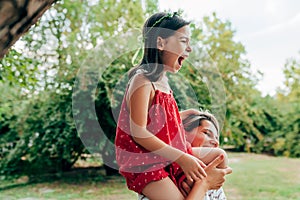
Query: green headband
xmin=143 ymin=10 xmax=183 ymax=42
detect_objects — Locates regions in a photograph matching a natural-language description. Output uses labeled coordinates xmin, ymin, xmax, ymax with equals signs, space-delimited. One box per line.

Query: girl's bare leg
xmin=142 ymin=177 xmax=184 ymax=200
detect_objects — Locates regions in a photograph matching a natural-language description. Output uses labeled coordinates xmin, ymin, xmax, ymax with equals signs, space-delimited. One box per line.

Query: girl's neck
xmin=155 ymin=73 xmax=170 ymax=93
xmin=157 ymin=72 xmax=168 ymax=83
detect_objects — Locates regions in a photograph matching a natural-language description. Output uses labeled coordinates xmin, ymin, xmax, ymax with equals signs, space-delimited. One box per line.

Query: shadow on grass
xmin=0 ymin=166 xmax=121 ymax=191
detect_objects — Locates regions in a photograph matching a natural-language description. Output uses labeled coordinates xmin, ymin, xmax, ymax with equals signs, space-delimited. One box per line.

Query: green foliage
xmin=0 ymin=84 xmax=22 ymax=163
xmin=1 ymin=0 xmax=300 ymax=179
xmin=272 ymin=54 xmax=300 ymax=157
xmin=0 ymin=89 xmax=84 ymax=176
xmin=0 ymin=49 xmax=40 ymax=173
xmin=281 ymin=56 xmax=300 ymax=99
xmin=186 ymin=13 xmax=265 ymax=148
xmin=0 ymin=0 xmax=153 ymax=177
xmin=0 ymin=49 xmax=41 ymax=91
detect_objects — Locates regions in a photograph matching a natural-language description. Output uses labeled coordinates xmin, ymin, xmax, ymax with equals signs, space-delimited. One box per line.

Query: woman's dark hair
xmin=128 ymin=12 xmax=190 ymax=82
xmin=182 ymin=111 xmax=220 ymax=134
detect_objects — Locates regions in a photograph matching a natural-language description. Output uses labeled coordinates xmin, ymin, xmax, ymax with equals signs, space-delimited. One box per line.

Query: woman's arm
xmin=192 ymin=147 xmax=228 ymax=169
xmin=181 ymin=155 xmax=232 ymax=197
xmin=186 ymin=155 xmax=232 ymax=199
xmin=137 ymin=153 xmax=231 ymax=200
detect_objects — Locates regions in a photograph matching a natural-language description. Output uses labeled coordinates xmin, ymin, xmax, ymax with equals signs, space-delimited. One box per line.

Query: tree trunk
xmin=0 ymin=0 xmax=56 ymax=58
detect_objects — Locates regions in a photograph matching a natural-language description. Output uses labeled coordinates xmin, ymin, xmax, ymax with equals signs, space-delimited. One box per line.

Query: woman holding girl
xmin=115 ymin=12 xmax=232 ymax=199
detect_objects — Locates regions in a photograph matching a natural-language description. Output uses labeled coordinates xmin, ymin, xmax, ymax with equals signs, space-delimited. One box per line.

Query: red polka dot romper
xmin=115 ymin=82 xmax=193 ymax=194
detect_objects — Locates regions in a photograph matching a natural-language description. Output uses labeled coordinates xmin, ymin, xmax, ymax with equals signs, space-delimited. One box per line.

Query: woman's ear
xmin=157 ymin=36 xmax=165 ymax=51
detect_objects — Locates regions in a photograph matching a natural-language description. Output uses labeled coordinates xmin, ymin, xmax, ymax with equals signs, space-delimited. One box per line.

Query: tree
xmin=0 ymin=0 xmax=56 ymax=58
xmin=179 ymin=13 xmax=266 ymax=150
xmin=0 ymin=0 xmax=159 ymax=176
xmin=273 ymin=55 xmax=300 ymax=157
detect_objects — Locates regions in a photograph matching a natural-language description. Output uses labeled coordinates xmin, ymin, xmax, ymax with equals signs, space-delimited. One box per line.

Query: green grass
xmin=223 ymin=152 xmax=300 ymax=200
xmin=0 ymin=175 xmax=137 ymax=200
xmin=0 ymin=152 xmax=299 ymax=200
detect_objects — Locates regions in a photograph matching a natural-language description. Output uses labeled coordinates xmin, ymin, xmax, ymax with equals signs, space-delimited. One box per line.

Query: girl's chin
xmin=174 ymin=65 xmax=182 ymax=72
xmin=165 ymin=65 xmax=181 ymax=73
xmin=170 ymin=69 xmax=180 ymax=73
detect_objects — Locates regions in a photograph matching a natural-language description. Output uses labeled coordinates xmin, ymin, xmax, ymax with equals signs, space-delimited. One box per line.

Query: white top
xmin=137 ymin=187 xmax=227 ymax=200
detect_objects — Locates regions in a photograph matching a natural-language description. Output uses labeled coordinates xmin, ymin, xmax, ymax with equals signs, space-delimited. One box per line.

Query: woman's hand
xmin=180 ymin=154 xmax=232 ymax=196
xmin=205 ymin=154 xmax=232 ymax=189
xmin=176 ymin=153 xmax=207 ymax=182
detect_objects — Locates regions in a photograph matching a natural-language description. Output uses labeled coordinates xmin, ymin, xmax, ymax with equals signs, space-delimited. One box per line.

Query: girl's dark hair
xmin=182 ymin=111 xmax=220 ymax=134
xmin=128 ymin=12 xmax=190 ymax=82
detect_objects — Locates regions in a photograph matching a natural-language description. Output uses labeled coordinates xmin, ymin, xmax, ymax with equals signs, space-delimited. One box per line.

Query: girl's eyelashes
xmin=179 ymin=37 xmax=190 ymax=43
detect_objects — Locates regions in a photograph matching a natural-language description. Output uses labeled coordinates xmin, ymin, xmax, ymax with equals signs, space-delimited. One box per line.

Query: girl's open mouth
xmin=178 ymin=56 xmax=185 ymax=66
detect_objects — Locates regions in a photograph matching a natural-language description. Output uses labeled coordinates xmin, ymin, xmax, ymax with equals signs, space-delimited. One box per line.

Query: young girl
xmin=115 ymin=12 xmax=230 ymax=200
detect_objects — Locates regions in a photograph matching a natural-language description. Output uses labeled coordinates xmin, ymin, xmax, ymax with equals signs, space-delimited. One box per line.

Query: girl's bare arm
xmin=128 ymin=75 xmax=206 ymax=181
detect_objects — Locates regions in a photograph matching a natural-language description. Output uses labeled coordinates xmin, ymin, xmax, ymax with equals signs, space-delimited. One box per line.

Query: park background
xmin=0 ymin=0 xmax=299 ymax=199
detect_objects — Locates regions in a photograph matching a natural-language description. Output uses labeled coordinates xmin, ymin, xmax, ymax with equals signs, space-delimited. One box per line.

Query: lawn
xmin=223 ymin=152 xmax=300 ymax=200
xmin=1 ymin=152 xmax=299 ymax=200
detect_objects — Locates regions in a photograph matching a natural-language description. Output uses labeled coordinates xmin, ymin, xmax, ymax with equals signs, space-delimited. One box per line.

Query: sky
xmin=158 ymin=0 xmax=300 ymax=96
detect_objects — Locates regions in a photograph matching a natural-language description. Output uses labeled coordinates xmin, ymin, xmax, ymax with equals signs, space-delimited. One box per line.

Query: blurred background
xmin=0 ymin=0 xmax=299 ymax=199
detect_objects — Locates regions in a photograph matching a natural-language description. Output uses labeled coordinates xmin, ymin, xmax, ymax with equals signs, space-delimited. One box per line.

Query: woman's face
xmin=186 ymin=120 xmax=219 ymax=148
xmin=157 ymin=25 xmax=192 ymax=73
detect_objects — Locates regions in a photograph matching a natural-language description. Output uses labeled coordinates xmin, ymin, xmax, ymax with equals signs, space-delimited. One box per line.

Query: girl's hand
xmin=176 ymin=153 xmax=207 ymax=182
xmin=180 ymin=155 xmax=232 ymax=196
